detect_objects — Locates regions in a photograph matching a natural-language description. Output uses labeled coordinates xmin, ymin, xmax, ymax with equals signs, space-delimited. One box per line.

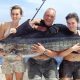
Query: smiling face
xmin=10 ymin=5 xmax=23 ymax=23
xmin=43 ymin=8 xmax=56 ymax=27
xmin=11 ymin=9 xmax=22 ymax=22
xmin=66 ymin=13 xmax=79 ymax=33
xmin=66 ymin=18 xmax=78 ymax=32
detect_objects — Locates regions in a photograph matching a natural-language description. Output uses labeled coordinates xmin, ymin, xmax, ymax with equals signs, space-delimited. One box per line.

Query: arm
xmin=4 ymin=28 xmax=16 ymax=39
xmin=0 ymin=23 xmax=5 ymax=40
xmin=59 ymin=43 xmax=80 ymax=57
xmin=0 ymin=22 xmax=16 ymax=40
xmin=31 ymin=43 xmax=58 ymax=58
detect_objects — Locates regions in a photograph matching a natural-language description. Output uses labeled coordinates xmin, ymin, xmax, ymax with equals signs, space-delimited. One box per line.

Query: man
xmin=27 ymin=8 xmax=59 ymax=80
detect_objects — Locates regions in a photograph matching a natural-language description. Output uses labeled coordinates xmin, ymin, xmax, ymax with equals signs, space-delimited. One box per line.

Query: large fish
xmin=0 ymin=34 xmax=80 ymax=57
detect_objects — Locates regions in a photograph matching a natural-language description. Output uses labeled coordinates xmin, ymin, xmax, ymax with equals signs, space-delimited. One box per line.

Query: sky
xmin=0 ymin=0 xmax=80 ymax=24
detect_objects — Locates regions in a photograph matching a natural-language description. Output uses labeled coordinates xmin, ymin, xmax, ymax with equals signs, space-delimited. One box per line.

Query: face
xmin=66 ymin=18 xmax=78 ymax=32
xmin=11 ymin=9 xmax=22 ymax=22
xmin=43 ymin=9 xmax=56 ymax=27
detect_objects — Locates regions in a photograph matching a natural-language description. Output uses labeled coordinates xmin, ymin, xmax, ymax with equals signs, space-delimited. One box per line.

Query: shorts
xmin=1 ymin=60 xmax=25 ymax=74
xmin=59 ymin=60 xmax=80 ymax=79
xmin=28 ymin=58 xmax=58 ymax=80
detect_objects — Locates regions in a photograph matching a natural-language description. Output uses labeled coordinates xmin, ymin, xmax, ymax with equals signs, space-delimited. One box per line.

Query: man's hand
xmin=29 ymin=19 xmax=47 ymax=31
xmin=31 ymin=43 xmax=46 ymax=55
xmin=30 ymin=23 xmax=47 ymax=31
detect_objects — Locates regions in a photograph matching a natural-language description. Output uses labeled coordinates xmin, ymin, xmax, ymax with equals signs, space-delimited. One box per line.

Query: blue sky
xmin=0 ymin=0 xmax=80 ymax=24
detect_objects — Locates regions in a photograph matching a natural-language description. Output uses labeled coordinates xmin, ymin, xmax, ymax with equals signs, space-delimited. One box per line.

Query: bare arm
xmin=31 ymin=43 xmax=58 ymax=58
xmin=59 ymin=43 xmax=80 ymax=57
xmin=0 ymin=23 xmax=5 ymax=40
xmin=0 ymin=22 xmax=16 ymax=40
xmin=4 ymin=28 xmax=16 ymax=39
xmin=32 ymin=43 xmax=80 ymax=58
